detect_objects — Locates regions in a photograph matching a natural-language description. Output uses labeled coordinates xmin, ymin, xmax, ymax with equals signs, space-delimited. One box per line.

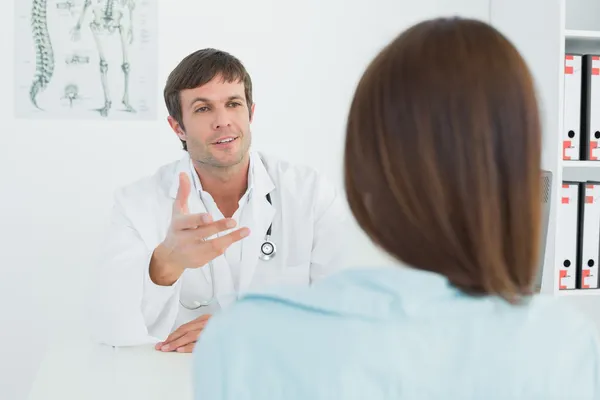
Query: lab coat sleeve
xmin=309 ymin=175 xmax=352 ymax=282
xmin=88 ymin=188 xmax=182 ymax=346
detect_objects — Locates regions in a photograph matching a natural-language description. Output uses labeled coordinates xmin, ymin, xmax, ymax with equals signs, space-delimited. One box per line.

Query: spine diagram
xmin=30 ymin=0 xmax=54 ymax=109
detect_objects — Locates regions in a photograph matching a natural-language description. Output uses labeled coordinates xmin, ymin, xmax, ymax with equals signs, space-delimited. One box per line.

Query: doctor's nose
xmin=211 ymin=109 xmax=232 ymax=130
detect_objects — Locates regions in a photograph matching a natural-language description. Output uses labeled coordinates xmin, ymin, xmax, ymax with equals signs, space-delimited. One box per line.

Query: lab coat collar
xmin=247 ymin=150 xmax=275 ymax=200
xmin=237 ymin=151 xmax=276 ymax=294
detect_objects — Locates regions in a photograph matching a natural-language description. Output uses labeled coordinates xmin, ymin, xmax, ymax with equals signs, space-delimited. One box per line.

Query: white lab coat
xmin=89 ymin=151 xmax=350 ymax=346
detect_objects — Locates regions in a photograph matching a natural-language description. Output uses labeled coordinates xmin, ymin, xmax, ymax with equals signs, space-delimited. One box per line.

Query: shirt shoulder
xmin=192 ymin=269 xmax=600 ymax=400
xmin=256 ymin=151 xmax=335 ymax=191
xmin=112 ymin=157 xmax=182 ymax=205
xmin=521 ymin=296 xmax=600 ymax=398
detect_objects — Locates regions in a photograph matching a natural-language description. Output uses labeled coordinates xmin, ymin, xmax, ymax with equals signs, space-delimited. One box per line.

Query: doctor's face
xmin=172 ymin=76 xmax=254 ymax=169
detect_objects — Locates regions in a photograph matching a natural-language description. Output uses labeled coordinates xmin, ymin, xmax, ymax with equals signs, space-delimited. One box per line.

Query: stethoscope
xmin=259 ymin=192 xmax=276 ymax=261
xmin=179 ymin=192 xmax=276 ymax=310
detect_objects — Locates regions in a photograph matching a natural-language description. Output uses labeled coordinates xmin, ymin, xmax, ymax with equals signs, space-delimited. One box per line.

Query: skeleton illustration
xmin=56 ymin=1 xmax=75 ymax=13
xmin=71 ymin=0 xmax=136 ymax=117
xmin=30 ymin=0 xmax=55 ymax=110
xmin=62 ymin=83 xmax=80 ymax=108
xmin=65 ymin=53 xmax=90 ymax=64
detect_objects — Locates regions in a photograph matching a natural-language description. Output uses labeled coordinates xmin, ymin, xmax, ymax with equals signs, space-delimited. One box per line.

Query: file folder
xmin=557 ymin=182 xmax=581 ymax=290
xmin=579 ymin=182 xmax=600 ymax=289
xmin=582 ymin=55 xmax=600 ymax=160
xmin=563 ymin=54 xmax=582 ymax=160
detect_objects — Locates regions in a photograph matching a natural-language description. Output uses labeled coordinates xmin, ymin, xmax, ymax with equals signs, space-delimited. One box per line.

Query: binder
xmin=557 ymin=182 xmax=581 ymax=290
xmin=563 ymin=54 xmax=582 ymax=160
xmin=579 ymin=182 xmax=600 ymax=289
xmin=582 ymin=55 xmax=600 ymax=160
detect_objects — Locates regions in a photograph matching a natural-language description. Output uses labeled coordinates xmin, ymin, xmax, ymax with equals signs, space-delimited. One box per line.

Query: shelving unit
xmin=558 ymin=288 xmax=600 ymax=296
xmin=562 ymin=161 xmax=600 ymax=182
xmin=563 ymin=161 xmax=600 ymax=167
xmin=554 ymin=0 xmax=600 ymax=296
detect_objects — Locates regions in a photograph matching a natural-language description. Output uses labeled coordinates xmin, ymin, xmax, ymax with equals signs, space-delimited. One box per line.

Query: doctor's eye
xmin=194 ymin=106 xmax=209 ymax=113
xmin=227 ymin=102 xmax=242 ymax=108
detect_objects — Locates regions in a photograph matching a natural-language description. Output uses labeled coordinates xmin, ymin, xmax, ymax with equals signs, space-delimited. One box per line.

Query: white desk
xmin=27 ymin=337 xmax=194 ymax=400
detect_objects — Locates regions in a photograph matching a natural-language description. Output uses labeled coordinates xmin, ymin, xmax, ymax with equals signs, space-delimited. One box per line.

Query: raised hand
xmin=149 ymin=173 xmax=250 ymax=286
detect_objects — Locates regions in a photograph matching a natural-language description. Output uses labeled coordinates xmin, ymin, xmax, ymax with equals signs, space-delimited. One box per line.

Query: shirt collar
xmin=189 ymin=152 xmax=257 ymax=199
xmin=170 ymin=150 xmax=275 ymax=201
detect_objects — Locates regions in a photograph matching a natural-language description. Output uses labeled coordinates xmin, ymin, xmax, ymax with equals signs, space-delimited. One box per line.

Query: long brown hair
xmin=344 ymin=17 xmax=542 ymax=302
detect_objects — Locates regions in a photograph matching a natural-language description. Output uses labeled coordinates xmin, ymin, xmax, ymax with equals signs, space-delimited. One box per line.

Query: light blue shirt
xmin=193 ymin=265 xmax=600 ymax=399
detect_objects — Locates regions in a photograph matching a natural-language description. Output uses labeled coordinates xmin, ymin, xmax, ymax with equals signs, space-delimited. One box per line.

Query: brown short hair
xmin=344 ymin=17 xmax=542 ymax=302
xmin=163 ymin=48 xmax=253 ymax=150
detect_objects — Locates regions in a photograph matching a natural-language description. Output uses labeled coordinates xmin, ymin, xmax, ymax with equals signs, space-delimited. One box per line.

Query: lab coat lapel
xmin=238 ymin=153 xmax=275 ymax=294
xmin=168 ymin=154 xmax=235 ymax=296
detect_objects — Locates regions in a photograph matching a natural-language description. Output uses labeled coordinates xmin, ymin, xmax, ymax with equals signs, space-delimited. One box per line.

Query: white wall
xmin=0 ymin=1 xmax=492 ymax=398
xmin=566 ymin=0 xmax=600 ymax=30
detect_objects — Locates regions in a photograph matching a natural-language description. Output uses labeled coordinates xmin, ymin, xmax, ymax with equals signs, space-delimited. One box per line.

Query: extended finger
xmin=184 ymin=219 xmax=241 ymax=242
xmin=173 ymin=173 xmax=191 ymax=215
xmin=161 ymin=315 xmax=211 ymax=345
xmin=192 ymin=314 xmax=212 ymax=323
xmin=155 ymin=315 xmax=211 ymax=350
xmin=172 ymin=212 xmax=214 ymax=231
xmin=161 ymin=323 xmax=195 ymax=346
xmin=176 ymin=343 xmax=196 ymax=353
xmin=204 ymin=228 xmax=251 ymax=255
xmin=161 ymin=331 xmax=202 ymax=352
xmin=158 ymin=331 xmax=185 ymax=350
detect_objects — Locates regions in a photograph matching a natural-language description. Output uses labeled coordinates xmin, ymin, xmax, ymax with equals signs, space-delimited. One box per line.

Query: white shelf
xmin=565 ymin=29 xmax=600 ymax=40
xmin=563 ymin=161 xmax=600 ymax=168
xmin=565 ymin=30 xmax=600 ymax=54
xmin=558 ymin=289 xmax=600 ymax=296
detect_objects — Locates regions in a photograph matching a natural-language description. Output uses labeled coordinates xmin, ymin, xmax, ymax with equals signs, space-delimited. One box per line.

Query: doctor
xmin=89 ymin=48 xmax=350 ymax=353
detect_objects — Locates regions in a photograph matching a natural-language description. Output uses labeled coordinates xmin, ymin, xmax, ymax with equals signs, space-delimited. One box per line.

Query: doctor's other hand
xmin=155 ymin=314 xmax=212 ymax=353
xmin=149 ymin=172 xmax=250 ymax=286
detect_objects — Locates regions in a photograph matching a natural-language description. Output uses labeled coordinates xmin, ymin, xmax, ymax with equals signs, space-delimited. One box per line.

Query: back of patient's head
xmin=344 ymin=17 xmax=541 ymax=302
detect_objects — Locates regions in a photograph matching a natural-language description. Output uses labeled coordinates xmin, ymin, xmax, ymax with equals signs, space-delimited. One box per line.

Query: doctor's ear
xmin=249 ymin=103 xmax=255 ymax=123
xmin=167 ymin=115 xmax=187 ymax=141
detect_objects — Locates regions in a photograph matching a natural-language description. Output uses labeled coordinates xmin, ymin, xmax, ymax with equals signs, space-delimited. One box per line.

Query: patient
xmin=192 ymin=17 xmax=600 ymax=399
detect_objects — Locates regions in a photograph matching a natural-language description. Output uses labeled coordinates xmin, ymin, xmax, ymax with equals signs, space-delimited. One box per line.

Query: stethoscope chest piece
xmin=259 ymin=238 xmax=276 ymax=261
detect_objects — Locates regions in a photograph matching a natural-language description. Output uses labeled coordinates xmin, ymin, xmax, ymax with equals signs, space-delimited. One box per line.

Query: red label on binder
xmin=563 ymin=140 xmax=572 ymax=159
xmin=591 ymin=142 xmax=599 ymax=160
xmin=560 ymin=270 xmax=568 ymax=289
xmin=582 ymin=269 xmax=591 ymax=289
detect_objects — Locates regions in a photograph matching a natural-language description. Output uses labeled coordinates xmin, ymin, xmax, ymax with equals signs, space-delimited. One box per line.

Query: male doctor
xmin=89 ymin=48 xmax=350 ymax=353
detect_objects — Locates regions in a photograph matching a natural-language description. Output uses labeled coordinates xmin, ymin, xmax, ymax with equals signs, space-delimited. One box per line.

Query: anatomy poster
xmin=14 ymin=0 xmax=158 ymax=120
